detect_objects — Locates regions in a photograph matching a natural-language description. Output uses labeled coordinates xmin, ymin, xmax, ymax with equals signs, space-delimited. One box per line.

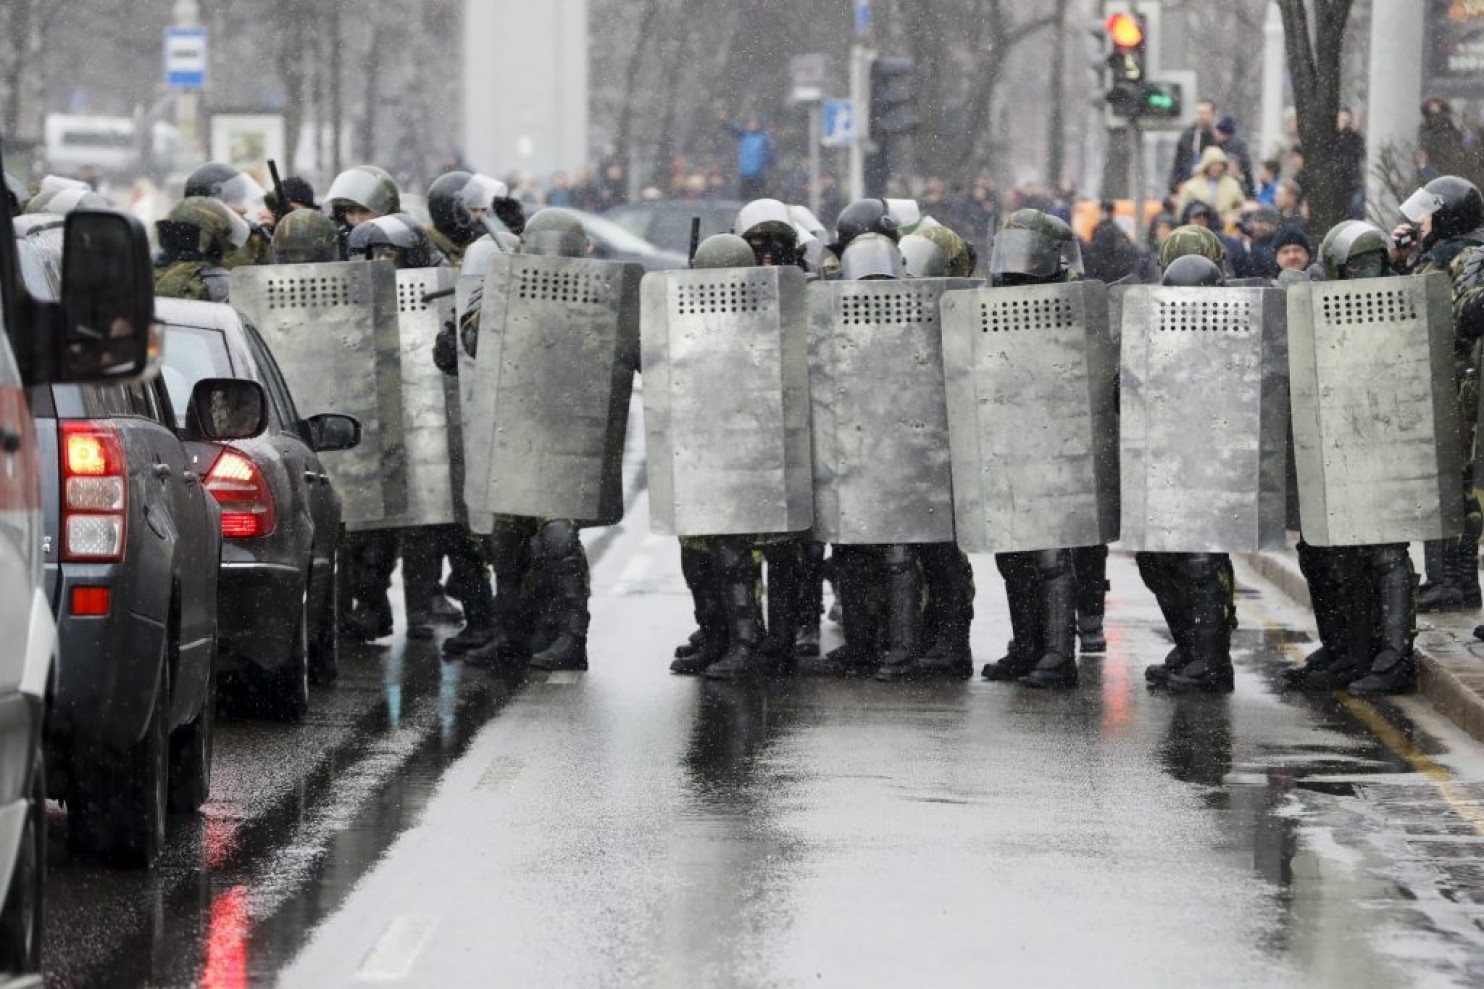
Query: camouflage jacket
xmin=222 ymin=227 xmax=274 ymax=269
xmin=155 ymin=260 xmax=230 ymax=302
xmin=426 ymin=227 xmax=466 ymax=273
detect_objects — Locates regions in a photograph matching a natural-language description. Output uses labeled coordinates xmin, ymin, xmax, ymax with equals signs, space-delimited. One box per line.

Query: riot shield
xmin=360 ymin=268 xmax=460 ymax=530
xmin=453 ymin=271 xmax=494 ymax=533
xmin=808 ymin=277 xmax=978 ymax=544
xmin=1288 ymin=272 xmax=1463 ymax=545
xmin=940 ymin=281 xmax=1119 ymax=553
xmin=1120 ymin=284 xmax=1289 ymax=552
xmin=464 ymin=252 xmax=643 ymax=525
xmin=230 ymin=260 xmax=406 ymax=529
xmin=642 ymin=266 xmax=812 ymax=536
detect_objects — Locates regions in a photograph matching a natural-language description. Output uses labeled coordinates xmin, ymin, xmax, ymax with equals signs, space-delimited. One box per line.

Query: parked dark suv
xmin=155 ymin=298 xmax=358 ymax=718
xmin=16 ymin=214 xmax=267 ymax=868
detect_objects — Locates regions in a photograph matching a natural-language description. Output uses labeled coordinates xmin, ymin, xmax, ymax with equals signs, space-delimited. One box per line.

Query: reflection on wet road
xmin=41 ymin=490 xmax=1484 ymax=987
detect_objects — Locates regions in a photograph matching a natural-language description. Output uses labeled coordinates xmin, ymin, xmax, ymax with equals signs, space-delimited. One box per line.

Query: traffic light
xmin=1105 ymin=12 xmax=1146 ymax=85
xmin=869 ymin=56 xmax=919 ymax=137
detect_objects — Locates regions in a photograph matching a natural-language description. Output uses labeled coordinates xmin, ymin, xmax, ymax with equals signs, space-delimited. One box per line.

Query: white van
xmin=43 ymin=114 xmax=137 ymax=177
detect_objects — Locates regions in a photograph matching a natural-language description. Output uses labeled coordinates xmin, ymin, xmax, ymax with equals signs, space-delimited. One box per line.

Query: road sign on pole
xmin=790 ymin=53 xmax=828 ymax=103
xmin=855 ymin=1 xmax=873 ymax=38
xmin=823 ymin=99 xmax=856 ymax=148
xmin=165 ymin=25 xmax=208 ymax=90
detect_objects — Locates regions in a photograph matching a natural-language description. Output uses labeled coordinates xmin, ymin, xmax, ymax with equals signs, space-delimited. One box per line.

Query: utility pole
xmin=1047 ymin=0 xmax=1071 ymax=187
xmin=809 ymin=102 xmax=822 ymax=217
xmin=1259 ymin=3 xmax=1285 ymax=162
xmin=1365 ymin=0 xmax=1424 ymax=210
xmin=172 ymin=0 xmax=202 ymax=160
xmin=330 ymin=0 xmax=343 ymax=175
xmin=848 ymin=1 xmax=873 ymax=202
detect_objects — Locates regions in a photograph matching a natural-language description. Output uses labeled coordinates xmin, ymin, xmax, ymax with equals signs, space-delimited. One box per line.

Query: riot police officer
xmin=154 ymin=197 xmax=249 ymax=302
xmin=461 ymin=174 xmax=526 ymax=236
xmin=1391 ymin=176 xmax=1484 ymax=613
xmin=1284 ymin=220 xmax=1419 ymax=695
xmin=426 ymin=170 xmax=483 ymax=269
xmin=326 ymin=164 xmax=403 ymax=257
xmin=446 ymin=208 xmax=596 ymax=671
xmin=185 ymin=161 xmax=273 ymax=267
xmin=1138 ymin=232 xmax=1240 ymax=693
xmin=669 ymin=232 xmax=775 ymax=680
xmin=977 ymin=210 xmax=1085 ymax=688
xmin=270 ymin=209 xmax=341 ymax=265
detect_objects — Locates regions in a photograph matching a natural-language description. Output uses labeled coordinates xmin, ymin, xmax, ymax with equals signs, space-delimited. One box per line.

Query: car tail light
xmin=70 ymin=586 xmax=111 ymax=616
xmin=204 ymin=448 xmax=276 ymax=538
xmin=60 ymin=421 xmax=127 ymax=562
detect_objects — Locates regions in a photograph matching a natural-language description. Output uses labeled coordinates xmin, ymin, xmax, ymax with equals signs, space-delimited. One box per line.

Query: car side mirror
xmin=184 ymin=377 xmax=268 ymax=442
xmin=59 ymin=210 xmax=159 ymax=381
xmin=305 ymin=412 xmax=361 ymax=452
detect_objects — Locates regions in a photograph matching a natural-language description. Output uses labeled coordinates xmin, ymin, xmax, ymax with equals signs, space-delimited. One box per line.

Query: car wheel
xmin=0 ymin=750 xmax=45 ymax=972
xmin=258 ymin=599 xmax=310 ymax=722
xmin=309 ymin=551 xmax=339 ymax=686
xmin=167 ymin=655 xmax=215 ymax=814
xmin=68 ymin=656 xmax=168 ymax=868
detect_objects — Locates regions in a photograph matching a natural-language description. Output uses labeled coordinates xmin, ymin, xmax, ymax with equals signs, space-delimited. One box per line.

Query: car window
xmin=79 ymin=384 xmax=136 ymax=418
xmin=160 ymin=325 xmax=234 ymax=429
xmin=242 ymin=324 xmax=301 ymax=429
xmin=126 ymin=382 xmax=164 ymax=423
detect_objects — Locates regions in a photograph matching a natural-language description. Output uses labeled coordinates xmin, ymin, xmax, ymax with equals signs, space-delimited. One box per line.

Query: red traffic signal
xmin=1106 ymin=12 xmax=1144 ymax=49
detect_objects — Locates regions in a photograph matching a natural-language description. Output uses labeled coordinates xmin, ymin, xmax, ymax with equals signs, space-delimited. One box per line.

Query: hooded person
xmin=1176 ymin=146 xmax=1247 ymax=221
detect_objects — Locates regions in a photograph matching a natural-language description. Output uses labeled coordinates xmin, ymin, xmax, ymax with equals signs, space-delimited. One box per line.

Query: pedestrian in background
xmin=722 ymin=113 xmax=775 ymax=200
xmin=1214 ymin=115 xmax=1256 ymax=199
xmin=1168 ymin=98 xmax=1220 ymax=194
xmin=1176 ymin=147 xmax=1246 ymax=224
xmin=1335 ymin=106 xmax=1367 ymax=219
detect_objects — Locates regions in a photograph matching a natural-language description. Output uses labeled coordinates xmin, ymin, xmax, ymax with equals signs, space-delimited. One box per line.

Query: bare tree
xmin=1278 ymin=0 xmax=1355 ymax=233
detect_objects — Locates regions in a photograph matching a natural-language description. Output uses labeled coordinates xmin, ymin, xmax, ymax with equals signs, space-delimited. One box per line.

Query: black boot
xmin=801 ymin=547 xmax=880 ymax=676
xmin=1453 ymin=533 xmax=1482 ymax=610
xmin=762 ymin=541 xmax=806 ymax=673
xmin=876 ymin=546 xmax=926 ymax=681
xmin=1285 ymin=542 xmax=1359 ymax=689
xmin=794 ymin=541 xmax=826 ymax=658
xmin=1418 ymin=538 xmax=1466 ymax=612
xmin=428 ymin=590 xmax=463 ymax=624
xmin=342 ymin=599 xmax=393 ymax=642
xmin=910 ymin=544 xmax=974 ymax=678
xmin=529 ymin=522 xmax=590 ymax=671
xmin=401 ymin=529 xmax=441 ymax=641
xmin=1072 ymin=545 xmax=1109 ymax=654
xmin=461 ymin=526 xmax=534 ymax=663
xmin=440 ymin=530 xmax=497 ymax=660
xmin=1021 ymin=550 xmax=1079 ymax=688
xmin=1349 ymin=544 xmax=1418 ymax=695
xmin=1162 ymin=555 xmax=1234 ymax=693
xmin=672 ymin=544 xmax=728 ymax=675
xmin=1139 ymin=552 xmax=1187 ymax=684
xmin=704 ymin=539 xmax=769 ymax=680
xmin=984 ymin=552 xmax=1041 ymax=681
xmin=343 ymin=531 xmax=397 ymax=641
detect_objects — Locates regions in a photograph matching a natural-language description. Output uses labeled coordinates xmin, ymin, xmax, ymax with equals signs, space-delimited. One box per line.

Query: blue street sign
xmin=822 ymin=99 xmax=856 ymax=148
xmin=855 ymin=1 xmax=873 ymax=37
xmin=165 ymin=26 xmax=208 ymax=90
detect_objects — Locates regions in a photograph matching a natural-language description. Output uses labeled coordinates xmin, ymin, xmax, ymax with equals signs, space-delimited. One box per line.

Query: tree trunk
xmin=1046 ymin=0 xmax=1070 ymax=186
xmin=1278 ymin=0 xmax=1354 ymax=235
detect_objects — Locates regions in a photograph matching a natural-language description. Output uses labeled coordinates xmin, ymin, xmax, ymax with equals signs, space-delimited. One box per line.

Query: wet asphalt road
xmin=38 ymin=491 xmax=1484 ymax=984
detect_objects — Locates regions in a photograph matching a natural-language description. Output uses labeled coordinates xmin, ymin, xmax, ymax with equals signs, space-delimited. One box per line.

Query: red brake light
xmin=70 ymin=586 xmax=111 ymax=616
xmin=60 ymin=421 xmax=127 ymax=562
xmin=204 ymin=448 xmax=276 ymax=538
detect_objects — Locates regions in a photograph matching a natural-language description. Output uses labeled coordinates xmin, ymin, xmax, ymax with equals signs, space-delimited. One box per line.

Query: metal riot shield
xmin=453 ymin=270 xmax=494 ymax=533
xmin=940 ymin=281 xmax=1119 ymax=553
xmin=808 ymin=277 xmax=978 ymax=544
xmin=1120 ymin=285 xmax=1290 ymax=552
xmin=1288 ymin=272 xmax=1463 ymax=545
xmin=360 ymin=268 xmax=460 ymax=530
xmin=230 ymin=261 xmax=406 ymax=529
xmin=464 ymin=252 xmax=643 ymax=525
xmin=641 ymin=266 xmax=812 ymax=536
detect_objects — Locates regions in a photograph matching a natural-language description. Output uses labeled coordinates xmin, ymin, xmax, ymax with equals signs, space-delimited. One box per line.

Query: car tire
xmin=68 ymin=656 xmax=168 ymax=868
xmin=309 ymin=551 xmax=339 ymax=686
xmin=259 ymin=599 xmax=310 ymax=722
xmin=0 ymin=750 xmax=45 ymax=972
xmin=167 ymin=655 xmax=214 ymax=814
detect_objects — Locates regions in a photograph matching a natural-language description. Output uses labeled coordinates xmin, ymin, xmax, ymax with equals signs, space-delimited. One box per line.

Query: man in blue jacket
xmin=724 ymin=115 xmax=775 ymax=199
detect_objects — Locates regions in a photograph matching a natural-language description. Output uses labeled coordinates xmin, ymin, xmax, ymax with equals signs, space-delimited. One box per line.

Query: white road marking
xmin=356 ymin=915 xmax=437 ymax=981
xmin=478 ymin=756 xmax=525 ymax=792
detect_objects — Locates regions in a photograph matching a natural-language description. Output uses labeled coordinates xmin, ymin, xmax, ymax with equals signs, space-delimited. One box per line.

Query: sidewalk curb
xmin=1240 ymin=550 xmax=1484 ymax=745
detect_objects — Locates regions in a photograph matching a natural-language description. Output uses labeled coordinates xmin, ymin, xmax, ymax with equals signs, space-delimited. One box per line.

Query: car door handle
xmin=152 ymin=463 xmax=172 ymax=480
xmin=318 ymin=473 xmax=329 ymax=483
xmin=182 ymin=470 xmax=199 ymax=485
xmin=0 ymin=424 xmax=20 ymax=454
xmin=303 ymin=471 xmax=318 ymax=484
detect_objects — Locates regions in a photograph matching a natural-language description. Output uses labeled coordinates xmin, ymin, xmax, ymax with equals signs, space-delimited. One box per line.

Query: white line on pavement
xmin=356 ymin=915 xmax=437 ymax=981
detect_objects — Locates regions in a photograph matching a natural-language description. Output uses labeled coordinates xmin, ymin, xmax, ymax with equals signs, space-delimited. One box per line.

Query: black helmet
xmin=428 ymin=170 xmax=481 ymax=246
xmin=185 ymin=161 xmax=266 ymax=216
xmin=1401 ymin=175 xmax=1484 ymax=243
xmin=833 ymin=198 xmax=899 ymax=253
xmin=347 ymin=213 xmax=434 ymax=268
xmin=1160 ymin=254 xmax=1225 ymax=287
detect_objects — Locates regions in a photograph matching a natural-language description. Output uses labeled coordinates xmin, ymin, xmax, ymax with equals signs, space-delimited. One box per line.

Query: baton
xmin=422 ymin=287 xmax=456 ymax=303
xmin=688 ymin=216 xmax=702 ymax=267
xmin=267 ymin=159 xmax=289 ymax=222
